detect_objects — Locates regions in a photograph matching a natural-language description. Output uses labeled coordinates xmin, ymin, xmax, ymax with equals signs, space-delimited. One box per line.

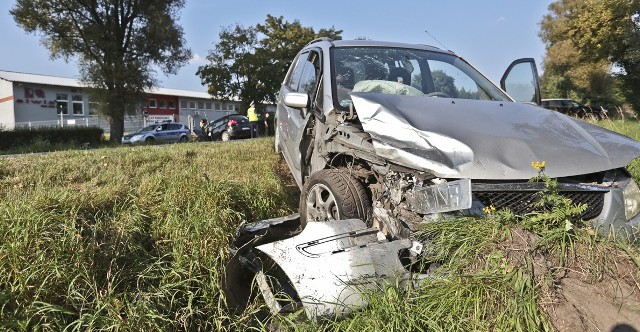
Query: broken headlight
xmin=623 ymin=179 xmax=640 ymax=220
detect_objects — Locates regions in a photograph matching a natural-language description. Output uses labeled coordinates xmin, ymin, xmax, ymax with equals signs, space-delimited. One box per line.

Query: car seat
xmin=336 ymin=65 xmax=355 ymax=89
xmin=387 ymin=67 xmax=411 ymax=86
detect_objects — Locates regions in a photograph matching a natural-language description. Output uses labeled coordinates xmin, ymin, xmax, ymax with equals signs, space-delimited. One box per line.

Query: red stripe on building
xmin=0 ymin=96 xmax=14 ymax=103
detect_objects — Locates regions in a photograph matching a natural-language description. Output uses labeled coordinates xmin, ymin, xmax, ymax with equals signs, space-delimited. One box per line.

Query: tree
xmin=197 ymin=15 xmax=342 ymax=112
xmin=569 ymin=0 xmax=640 ymax=112
xmin=539 ymin=1 xmax=616 ymax=106
xmin=11 ymin=0 xmax=191 ymax=142
xmin=539 ymin=0 xmax=640 ymax=111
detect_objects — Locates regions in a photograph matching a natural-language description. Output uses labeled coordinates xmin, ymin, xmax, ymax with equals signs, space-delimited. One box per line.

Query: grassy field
xmin=1 ymin=121 xmax=639 ymax=331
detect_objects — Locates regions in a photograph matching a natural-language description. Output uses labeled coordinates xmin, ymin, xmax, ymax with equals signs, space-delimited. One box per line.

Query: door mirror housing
xmin=283 ymin=92 xmax=309 ymax=109
xmin=500 ymin=58 xmax=541 ymax=105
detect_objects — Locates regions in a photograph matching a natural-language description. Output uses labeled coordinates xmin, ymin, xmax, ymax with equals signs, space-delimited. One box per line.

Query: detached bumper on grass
xmin=224 ymin=215 xmax=422 ymax=319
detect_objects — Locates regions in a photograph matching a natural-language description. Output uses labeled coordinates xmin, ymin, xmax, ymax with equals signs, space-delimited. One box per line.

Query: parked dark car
xmin=541 ymin=98 xmax=608 ymax=120
xmin=204 ymin=114 xmax=251 ymax=141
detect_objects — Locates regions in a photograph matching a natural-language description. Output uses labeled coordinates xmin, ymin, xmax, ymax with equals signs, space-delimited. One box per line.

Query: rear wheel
xmin=222 ymin=132 xmax=230 ymax=141
xmin=299 ymin=169 xmax=371 ymax=225
xmin=179 ymin=135 xmax=188 ymax=142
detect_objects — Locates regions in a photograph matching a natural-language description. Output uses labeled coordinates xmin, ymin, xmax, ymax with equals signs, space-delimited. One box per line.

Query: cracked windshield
xmin=332 ymin=47 xmax=510 ymax=109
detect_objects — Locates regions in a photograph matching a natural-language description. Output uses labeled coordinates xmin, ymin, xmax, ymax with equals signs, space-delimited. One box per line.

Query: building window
xmin=88 ymin=102 xmax=99 ymax=115
xmin=205 ymin=101 xmax=212 ymax=110
xmin=149 ymin=99 xmax=157 ymax=108
xmin=72 ymin=95 xmax=83 ymax=115
xmin=159 ymin=100 xmax=167 ymax=109
xmin=215 ymin=103 xmax=221 ymax=111
xmin=197 ymin=101 xmax=204 ymax=110
xmin=189 ymin=101 xmax=196 ymax=109
xmin=56 ymin=94 xmax=68 ymax=115
xmin=169 ymin=100 xmax=176 ymax=109
xmin=180 ymin=100 xmax=187 ymax=109
xmin=227 ymin=104 xmax=235 ymax=111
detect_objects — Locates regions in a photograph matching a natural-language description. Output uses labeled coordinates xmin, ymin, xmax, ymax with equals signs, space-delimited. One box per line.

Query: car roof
xmin=306 ymin=38 xmax=455 ymax=56
xmin=228 ymin=114 xmax=248 ymax=119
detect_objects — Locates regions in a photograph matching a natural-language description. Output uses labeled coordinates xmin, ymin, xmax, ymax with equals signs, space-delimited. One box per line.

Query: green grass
xmin=0 ymin=138 xmax=298 ymax=330
xmin=1 ymin=128 xmax=639 ymax=331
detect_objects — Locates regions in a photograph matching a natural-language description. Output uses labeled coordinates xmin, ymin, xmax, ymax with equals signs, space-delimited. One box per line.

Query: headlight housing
xmin=622 ymin=179 xmax=640 ymax=220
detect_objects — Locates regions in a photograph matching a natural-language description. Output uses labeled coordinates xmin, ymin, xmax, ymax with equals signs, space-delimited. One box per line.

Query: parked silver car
xmin=122 ymin=122 xmax=190 ymax=144
xmin=228 ymin=38 xmax=640 ymax=319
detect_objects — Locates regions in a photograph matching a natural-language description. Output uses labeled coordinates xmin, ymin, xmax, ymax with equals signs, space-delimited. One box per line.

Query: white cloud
xmin=189 ymin=53 xmax=207 ymax=65
xmin=496 ymin=16 xmax=506 ymax=23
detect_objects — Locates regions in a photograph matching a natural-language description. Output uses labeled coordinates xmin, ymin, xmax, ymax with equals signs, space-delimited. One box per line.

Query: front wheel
xmin=299 ymin=169 xmax=372 ymax=225
xmin=222 ymin=132 xmax=230 ymax=141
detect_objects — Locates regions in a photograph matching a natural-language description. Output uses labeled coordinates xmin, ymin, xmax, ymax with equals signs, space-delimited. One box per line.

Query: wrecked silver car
xmin=227 ymin=38 xmax=640 ymax=319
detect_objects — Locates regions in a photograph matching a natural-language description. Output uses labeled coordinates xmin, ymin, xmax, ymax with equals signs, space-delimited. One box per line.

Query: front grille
xmin=472 ymin=183 xmax=607 ymax=220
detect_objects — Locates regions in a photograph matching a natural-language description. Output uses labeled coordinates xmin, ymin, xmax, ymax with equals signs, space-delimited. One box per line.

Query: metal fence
xmin=0 ymin=115 xmax=145 ymax=133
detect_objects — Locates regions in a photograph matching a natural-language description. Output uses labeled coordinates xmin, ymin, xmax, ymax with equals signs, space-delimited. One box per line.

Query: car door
xmin=209 ymin=118 xmax=226 ymax=140
xmin=499 ymin=58 xmax=541 ymax=105
xmin=167 ymin=123 xmax=182 ymax=142
xmin=278 ymin=49 xmax=322 ymax=187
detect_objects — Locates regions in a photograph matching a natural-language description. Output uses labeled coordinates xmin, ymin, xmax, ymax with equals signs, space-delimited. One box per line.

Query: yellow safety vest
xmin=247 ymin=107 xmax=258 ymax=122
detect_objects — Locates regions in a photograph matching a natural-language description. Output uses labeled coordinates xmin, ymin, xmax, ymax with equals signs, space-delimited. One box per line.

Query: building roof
xmin=0 ymin=70 xmax=85 ymax=88
xmin=0 ymin=70 xmax=233 ymax=101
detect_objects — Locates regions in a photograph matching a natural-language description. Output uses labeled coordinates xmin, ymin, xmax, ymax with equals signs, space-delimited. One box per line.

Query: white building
xmin=0 ymin=70 xmax=245 ymax=133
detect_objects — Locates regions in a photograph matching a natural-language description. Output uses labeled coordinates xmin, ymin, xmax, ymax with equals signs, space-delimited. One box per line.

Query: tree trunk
xmin=108 ymin=92 xmax=126 ymax=143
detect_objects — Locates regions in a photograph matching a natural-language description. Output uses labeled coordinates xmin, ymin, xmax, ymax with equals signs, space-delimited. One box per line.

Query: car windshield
xmin=331 ymin=47 xmax=511 ymax=110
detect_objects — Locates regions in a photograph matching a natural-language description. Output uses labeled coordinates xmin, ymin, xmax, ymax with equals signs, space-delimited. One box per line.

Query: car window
xmin=331 ymin=47 xmax=510 ymax=111
xmin=168 ymin=123 xmax=182 ymax=130
xmin=298 ymin=51 xmax=320 ymax=95
xmin=286 ymin=51 xmax=308 ymax=91
xmin=211 ymin=118 xmax=225 ymax=128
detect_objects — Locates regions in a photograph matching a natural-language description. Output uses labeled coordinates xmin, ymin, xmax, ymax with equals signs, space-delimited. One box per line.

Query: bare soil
xmin=503 ymin=227 xmax=640 ymax=331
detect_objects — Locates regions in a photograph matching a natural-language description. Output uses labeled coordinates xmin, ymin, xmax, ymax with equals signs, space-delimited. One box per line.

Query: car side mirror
xmin=283 ymin=92 xmax=309 ymax=109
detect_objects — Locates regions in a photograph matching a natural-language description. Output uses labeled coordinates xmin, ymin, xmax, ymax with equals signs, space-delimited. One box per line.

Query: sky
xmin=0 ymin=1 xmax=555 ymax=92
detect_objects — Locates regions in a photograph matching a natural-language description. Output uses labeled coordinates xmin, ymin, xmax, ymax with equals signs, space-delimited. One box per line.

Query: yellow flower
xmin=532 ymin=161 xmax=546 ymax=171
xmin=483 ymin=205 xmax=497 ymax=214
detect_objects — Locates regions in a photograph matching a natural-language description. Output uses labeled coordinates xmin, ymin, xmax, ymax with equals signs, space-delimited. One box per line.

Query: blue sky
xmin=0 ymin=1 xmax=554 ymax=92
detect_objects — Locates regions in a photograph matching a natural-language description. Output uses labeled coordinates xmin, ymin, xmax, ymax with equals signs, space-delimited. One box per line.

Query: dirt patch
xmin=501 ymin=227 xmax=640 ymax=331
xmin=548 ymin=277 xmax=640 ymax=332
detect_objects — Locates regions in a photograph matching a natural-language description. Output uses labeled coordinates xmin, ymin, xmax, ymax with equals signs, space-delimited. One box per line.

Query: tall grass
xmin=0 ymin=138 xmax=297 ymax=330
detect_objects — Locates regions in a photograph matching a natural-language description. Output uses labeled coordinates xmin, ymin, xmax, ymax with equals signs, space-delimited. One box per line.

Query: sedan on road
xmin=122 ymin=122 xmax=190 ymax=144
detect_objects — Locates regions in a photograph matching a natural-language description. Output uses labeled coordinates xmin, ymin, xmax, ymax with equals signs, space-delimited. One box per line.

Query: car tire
xmin=299 ymin=168 xmax=372 ymax=225
xmin=222 ymin=132 xmax=230 ymax=142
xmin=179 ymin=135 xmax=188 ymax=142
xmin=145 ymin=137 xmax=154 ymax=142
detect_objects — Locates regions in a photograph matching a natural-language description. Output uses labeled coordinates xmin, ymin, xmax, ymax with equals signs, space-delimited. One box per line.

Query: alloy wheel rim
xmin=305 ymin=183 xmax=339 ymax=221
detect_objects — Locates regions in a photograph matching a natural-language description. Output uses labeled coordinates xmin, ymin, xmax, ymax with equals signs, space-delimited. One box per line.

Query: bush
xmin=0 ymin=127 xmax=104 ymax=150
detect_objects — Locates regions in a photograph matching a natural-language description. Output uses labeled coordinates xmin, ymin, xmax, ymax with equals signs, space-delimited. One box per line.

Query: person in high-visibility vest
xmin=247 ymin=101 xmax=260 ymax=138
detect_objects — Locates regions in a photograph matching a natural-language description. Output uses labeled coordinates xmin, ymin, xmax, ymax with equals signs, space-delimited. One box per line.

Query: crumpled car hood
xmin=351 ymin=93 xmax=640 ymax=180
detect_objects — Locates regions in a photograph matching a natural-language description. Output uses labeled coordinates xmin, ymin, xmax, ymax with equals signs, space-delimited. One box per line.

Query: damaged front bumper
xmin=225 ymin=214 xmax=420 ymax=319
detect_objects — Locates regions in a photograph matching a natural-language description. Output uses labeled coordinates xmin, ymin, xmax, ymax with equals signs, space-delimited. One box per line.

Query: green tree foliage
xmin=197 ymin=15 xmax=342 ymax=112
xmin=431 ymin=70 xmax=458 ymax=98
xmin=11 ymin=0 xmax=191 ymax=142
xmin=540 ymin=0 xmax=640 ymax=111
